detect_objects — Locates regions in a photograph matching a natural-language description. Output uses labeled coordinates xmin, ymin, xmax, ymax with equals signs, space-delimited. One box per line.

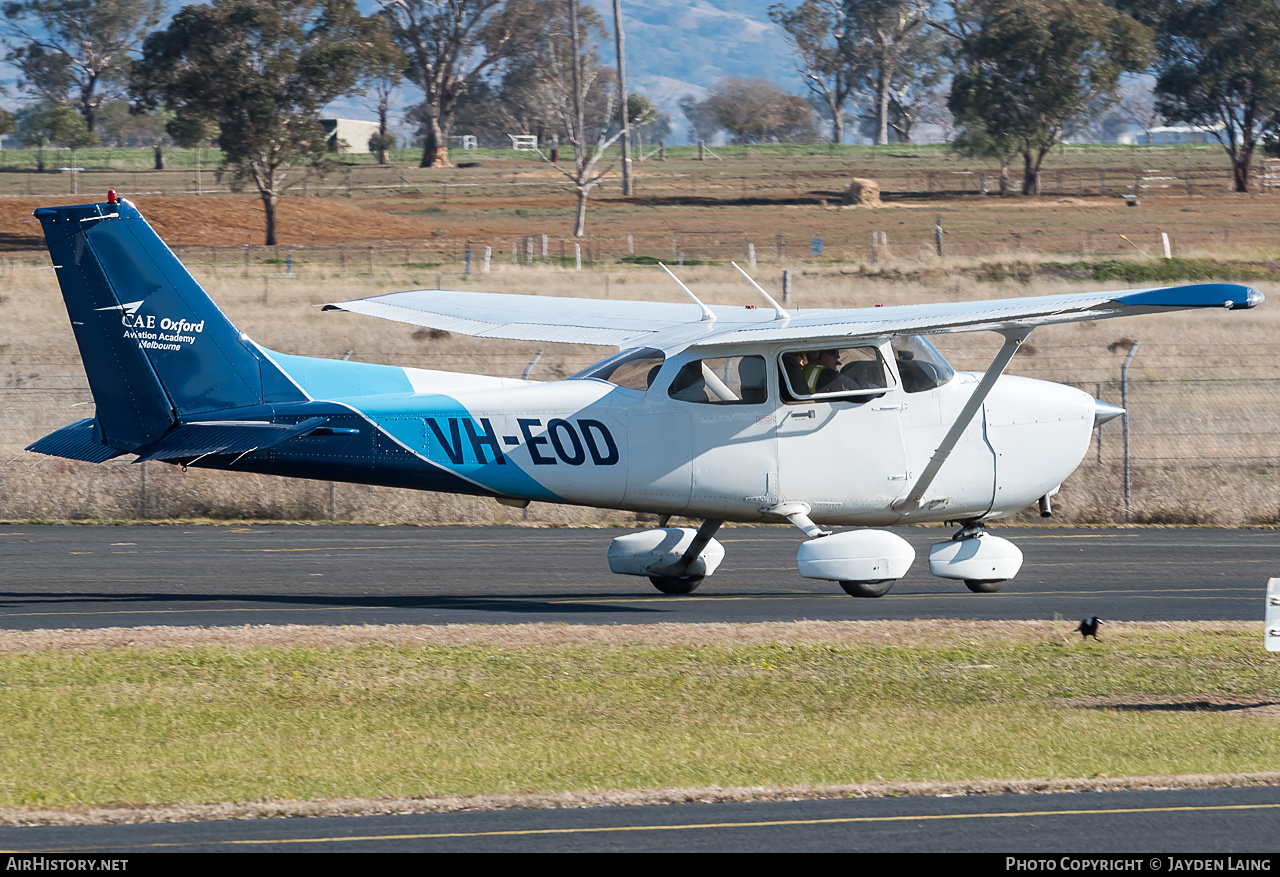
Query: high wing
xmin=323 ymin=282 xmax=1263 ymax=350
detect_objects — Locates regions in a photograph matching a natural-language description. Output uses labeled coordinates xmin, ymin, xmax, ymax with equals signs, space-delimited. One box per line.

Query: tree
xmin=698 ymin=78 xmax=818 ymax=145
xmin=1114 ymin=76 xmax=1165 ymax=144
xmin=133 ymin=0 xmax=388 ymax=245
xmin=946 ymin=0 xmax=1151 ymax=195
xmin=841 ymin=0 xmax=934 ymax=146
xmin=539 ymin=0 xmax=648 ymax=236
xmin=948 ymin=74 xmax=1018 ymax=193
xmin=769 ymin=0 xmax=858 ymax=143
xmin=679 ymin=93 xmax=719 ymax=144
xmin=361 ymin=14 xmax=404 ymax=166
xmin=16 ymin=98 xmax=96 ymax=171
xmin=2 ymin=0 xmax=165 ymax=133
xmin=627 ymin=93 xmax=669 ymax=152
xmin=1124 ymin=0 xmax=1280 ymax=192
xmin=0 ymin=106 xmax=15 ymax=148
xmin=381 ymin=0 xmax=534 ymax=168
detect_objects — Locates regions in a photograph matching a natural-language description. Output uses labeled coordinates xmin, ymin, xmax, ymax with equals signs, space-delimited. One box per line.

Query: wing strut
xmin=893 ymin=326 xmax=1032 ymax=513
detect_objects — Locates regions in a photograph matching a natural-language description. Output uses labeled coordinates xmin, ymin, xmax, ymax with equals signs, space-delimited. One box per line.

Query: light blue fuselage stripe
xmin=268 ymin=351 xmax=563 ymax=501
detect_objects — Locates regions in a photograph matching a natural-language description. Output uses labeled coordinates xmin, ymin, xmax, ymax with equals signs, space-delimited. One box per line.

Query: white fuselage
xmin=368 ymin=340 xmax=1097 ymax=526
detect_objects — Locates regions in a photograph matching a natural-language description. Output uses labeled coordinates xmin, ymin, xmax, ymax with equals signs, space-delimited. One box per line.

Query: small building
xmin=1117 ymin=124 xmax=1224 ymax=146
xmin=320 ymin=119 xmax=382 ymax=154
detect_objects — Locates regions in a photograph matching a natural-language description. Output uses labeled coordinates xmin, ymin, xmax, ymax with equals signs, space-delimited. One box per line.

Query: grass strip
xmin=0 ymin=621 xmax=1276 ymax=810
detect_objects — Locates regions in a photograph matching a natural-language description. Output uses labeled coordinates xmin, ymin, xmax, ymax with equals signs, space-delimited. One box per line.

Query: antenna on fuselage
xmin=658 ymin=262 xmax=716 ymax=322
xmin=731 ymin=261 xmax=790 ymax=322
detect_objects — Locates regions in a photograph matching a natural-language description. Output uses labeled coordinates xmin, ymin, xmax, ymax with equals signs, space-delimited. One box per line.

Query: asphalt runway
xmin=0 ymin=523 xmax=1272 ymax=628
xmin=2 ymin=786 xmax=1278 ymax=852
xmin=1 ymin=523 xmax=1276 ymax=852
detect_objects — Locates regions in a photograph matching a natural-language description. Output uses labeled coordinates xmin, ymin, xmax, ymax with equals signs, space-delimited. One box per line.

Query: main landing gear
xmin=607 ymin=518 xmax=726 ymax=595
xmin=792 ymin=513 xmax=1024 ymax=598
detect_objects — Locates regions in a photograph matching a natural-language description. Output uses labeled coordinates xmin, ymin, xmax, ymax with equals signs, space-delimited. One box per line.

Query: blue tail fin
xmin=35 ymin=198 xmax=305 ymax=451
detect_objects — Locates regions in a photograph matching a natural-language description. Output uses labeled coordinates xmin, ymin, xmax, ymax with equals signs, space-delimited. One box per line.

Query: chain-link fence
xmin=4 ymin=343 xmax=1277 ymax=523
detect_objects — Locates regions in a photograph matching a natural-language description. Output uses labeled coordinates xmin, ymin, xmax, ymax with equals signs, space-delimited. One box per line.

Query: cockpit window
xmin=780 ymin=346 xmax=892 ymax=402
xmin=570 ymin=347 xmax=665 ymax=390
xmin=891 ymin=336 xmax=955 ymax=393
xmin=667 ymin=355 xmax=768 ymax=404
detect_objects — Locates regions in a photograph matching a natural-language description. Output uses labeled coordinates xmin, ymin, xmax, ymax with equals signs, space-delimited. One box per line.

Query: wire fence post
xmin=1121 ymin=340 xmax=1141 ymax=516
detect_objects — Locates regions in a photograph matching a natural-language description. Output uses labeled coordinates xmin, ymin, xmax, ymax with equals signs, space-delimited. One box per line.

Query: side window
xmin=780 ymin=346 xmax=891 ymax=402
xmin=667 ymin=355 xmax=768 ymax=405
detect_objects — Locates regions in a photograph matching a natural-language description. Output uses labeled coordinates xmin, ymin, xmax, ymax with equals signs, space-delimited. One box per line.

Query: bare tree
xmin=1116 ymin=76 xmax=1164 ymax=144
xmin=541 ymin=0 xmax=648 ymax=236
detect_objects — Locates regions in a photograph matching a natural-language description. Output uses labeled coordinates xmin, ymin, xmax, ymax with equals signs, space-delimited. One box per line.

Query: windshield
xmin=891 ymin=336 xmax=955 ymax=393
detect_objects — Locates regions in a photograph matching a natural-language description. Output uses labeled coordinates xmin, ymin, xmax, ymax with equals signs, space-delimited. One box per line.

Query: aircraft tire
xmin=648 ymin=575 xmax=704 ymax=595
xmin=964 ymin=579 xmax=1005 ymax=593
xmin=839 ymin=580 xmax=894 ymax=598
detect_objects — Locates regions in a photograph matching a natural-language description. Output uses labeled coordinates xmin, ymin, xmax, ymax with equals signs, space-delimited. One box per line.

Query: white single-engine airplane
xmin=27 ymin=196 xmax=1264 ymax=596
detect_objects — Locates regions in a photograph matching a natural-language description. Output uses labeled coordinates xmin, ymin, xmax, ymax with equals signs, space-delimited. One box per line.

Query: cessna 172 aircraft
xmin=26 ymin=196 xmax=1264 ymax=596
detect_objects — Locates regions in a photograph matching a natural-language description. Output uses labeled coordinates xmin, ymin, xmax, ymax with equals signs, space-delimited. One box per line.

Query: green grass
xmin=1 ymin=625 xmax=1276 ymax=807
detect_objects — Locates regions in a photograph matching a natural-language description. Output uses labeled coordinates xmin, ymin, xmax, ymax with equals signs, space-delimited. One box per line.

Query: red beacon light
xmin=106 ymin=189 xmax=118 ymax=204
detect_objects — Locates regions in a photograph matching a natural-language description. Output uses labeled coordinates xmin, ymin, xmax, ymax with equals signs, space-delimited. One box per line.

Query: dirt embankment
xmin=0 ymin=196 xmax=439 ymax=251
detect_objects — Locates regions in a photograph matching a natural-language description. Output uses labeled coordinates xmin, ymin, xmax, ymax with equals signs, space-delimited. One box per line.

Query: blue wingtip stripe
xmin=1112 ymin=283 xmax=1263 ymax=310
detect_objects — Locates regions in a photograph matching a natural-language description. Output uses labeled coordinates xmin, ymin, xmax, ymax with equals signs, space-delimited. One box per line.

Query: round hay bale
xmin=842 ymin=177 xmax=881 ymax=206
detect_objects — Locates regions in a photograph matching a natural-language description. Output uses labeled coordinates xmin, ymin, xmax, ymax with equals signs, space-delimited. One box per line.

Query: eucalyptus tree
xmin=1123 ymin=0 xmax=1280 ymax=192
xmin=1 ymin=0 xmax=165 ymax=132
xmin=946 ymin=0 xmax=1151 ymax=195
xmin=769 ymin=0 xmax=858 ymax=143
xmin=841 ymin=0 xmax=934 ymax=146
xmin=380 ymin=0 xmax=535 ymax=168
xmin=133 ymin=0 xmax=391 ymax=244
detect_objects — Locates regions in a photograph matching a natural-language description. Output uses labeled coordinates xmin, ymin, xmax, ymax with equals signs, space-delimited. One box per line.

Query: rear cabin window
xmin=667 ymin=355 xmax=768 ymax=405
xmin=571 ymin=348 xmax=666 ymax=391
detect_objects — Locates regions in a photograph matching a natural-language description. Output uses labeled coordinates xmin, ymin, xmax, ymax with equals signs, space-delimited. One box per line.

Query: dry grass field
xmin=3 ymin=144 xmax=1280 ymax=525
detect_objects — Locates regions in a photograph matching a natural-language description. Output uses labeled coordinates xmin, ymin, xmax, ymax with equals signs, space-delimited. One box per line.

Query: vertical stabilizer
xmin=35 ymin=198 xmax=304 ymax=451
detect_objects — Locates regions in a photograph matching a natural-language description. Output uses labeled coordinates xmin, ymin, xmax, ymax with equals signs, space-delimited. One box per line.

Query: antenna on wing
xmin=731 ymin=261 xmax=790 ymax=322
xmin=658 ymin=262 xmax=716 ymax=322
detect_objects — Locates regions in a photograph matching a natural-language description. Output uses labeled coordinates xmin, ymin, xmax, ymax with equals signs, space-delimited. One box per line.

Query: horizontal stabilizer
xmin=26 ymin=418 xmax=125 ymax=463
xmin=134 ymin=417 xmax=328 ymax=462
